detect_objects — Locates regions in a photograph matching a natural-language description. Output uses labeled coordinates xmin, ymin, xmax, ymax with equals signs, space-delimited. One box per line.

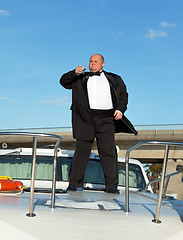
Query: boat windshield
xmin=0 ymin=155 xmax=146 ymax=190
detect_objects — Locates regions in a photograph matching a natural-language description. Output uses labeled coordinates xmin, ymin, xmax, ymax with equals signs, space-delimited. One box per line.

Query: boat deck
xmin=0 ymin=190 xmax=183 ymax=240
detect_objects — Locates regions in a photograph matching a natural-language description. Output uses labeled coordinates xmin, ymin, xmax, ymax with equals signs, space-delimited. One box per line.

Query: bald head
xmin=89 ymin=54 xmax=105 ymax=72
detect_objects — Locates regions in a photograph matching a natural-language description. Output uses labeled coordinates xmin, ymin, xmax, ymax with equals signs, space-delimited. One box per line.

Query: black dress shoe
xmin=105 ymin=188 xmax=120 ymax=194
xmin=67 ymin=185 xmax=77 ymax=191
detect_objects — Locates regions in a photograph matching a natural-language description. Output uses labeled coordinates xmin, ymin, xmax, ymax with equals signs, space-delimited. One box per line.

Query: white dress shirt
xmin=87 ymin=72 xmax=113 ymax=110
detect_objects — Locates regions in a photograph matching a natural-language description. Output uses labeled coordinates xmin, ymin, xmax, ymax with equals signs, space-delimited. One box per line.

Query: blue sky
xmin=0 ymin=0 xmax=183 ymax=130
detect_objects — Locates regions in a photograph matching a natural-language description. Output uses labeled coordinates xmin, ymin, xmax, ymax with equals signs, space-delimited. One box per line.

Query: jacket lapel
xmin=104 ymin=71 xmax=118 ymax=108
xmin=81 ymin=73 xmax=90 ymax=94
xmin=104 ymin=72 xmax=118 ymax=93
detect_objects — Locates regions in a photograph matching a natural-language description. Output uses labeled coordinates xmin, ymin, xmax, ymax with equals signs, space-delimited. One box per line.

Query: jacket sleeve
xmin=117 ymin=76 xmax=128 ymax=114
xmin=59 ymin=70 xmax=78 ymax=89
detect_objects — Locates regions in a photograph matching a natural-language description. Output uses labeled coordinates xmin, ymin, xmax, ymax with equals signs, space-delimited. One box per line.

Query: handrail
xmin=125 ymin=141 xmax=183 ymax=224
xmin=144 ymin=171 xmax=182 ymax=193
xmin=0 ymin=132 xmax=62 ymax=217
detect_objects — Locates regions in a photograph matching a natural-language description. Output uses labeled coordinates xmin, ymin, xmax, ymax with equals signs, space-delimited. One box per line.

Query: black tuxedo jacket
xmin=60 ymin=70 xmax=137 ymax=140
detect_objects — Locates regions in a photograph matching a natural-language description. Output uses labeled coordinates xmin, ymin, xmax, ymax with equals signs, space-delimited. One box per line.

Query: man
xmin=60 ymin=54 xmax=128 ymax=193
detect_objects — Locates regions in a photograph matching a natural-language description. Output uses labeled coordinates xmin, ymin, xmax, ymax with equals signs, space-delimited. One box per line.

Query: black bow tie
xmin=88 ymin=71 xmax=103 ymax=77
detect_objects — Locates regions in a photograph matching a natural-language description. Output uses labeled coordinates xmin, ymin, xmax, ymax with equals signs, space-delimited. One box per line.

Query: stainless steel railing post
xmin=163 ymin=175 xmax=171 ymax=196
xmin=125 ymin=152 xmax=130 ymax=212
xmin=0 ymin=132 xmax=62 ymax=216
xmin=51 ymin=138 xmax=62 ymax=208
xmin=26 ymin=137 xmax=37 ymax=217
xmin=124 ymin=141 xmax=183 ymax=222
xmin=152 ymin=144 xmax=169 ymax=223
xmin=125 ymin=141 xmax=144 ymax=212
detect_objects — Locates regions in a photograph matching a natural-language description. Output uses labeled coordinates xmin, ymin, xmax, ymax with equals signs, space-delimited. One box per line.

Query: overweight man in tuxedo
xmin=60 ymin=54 xmax=129 ymax=193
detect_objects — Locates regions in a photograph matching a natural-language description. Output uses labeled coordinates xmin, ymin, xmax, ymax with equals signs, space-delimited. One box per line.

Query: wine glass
xmin=82 ymin=65 xmax=86 ymax=72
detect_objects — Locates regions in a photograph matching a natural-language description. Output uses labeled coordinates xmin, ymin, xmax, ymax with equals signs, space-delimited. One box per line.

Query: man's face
xmin=89 ymin=54 xmax=105 ymax=72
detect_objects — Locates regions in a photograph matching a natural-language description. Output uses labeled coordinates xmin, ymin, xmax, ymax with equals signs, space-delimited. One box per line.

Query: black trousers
xmin=69 ymin=116 xmax=118 ymax=190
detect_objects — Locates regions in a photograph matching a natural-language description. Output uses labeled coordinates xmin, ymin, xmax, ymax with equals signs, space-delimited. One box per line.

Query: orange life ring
xmin=0 ymin=179 xmax=23 ymax=192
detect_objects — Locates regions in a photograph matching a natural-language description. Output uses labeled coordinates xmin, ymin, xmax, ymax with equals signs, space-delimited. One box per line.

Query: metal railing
xmin=0 ymin=132 xmax=62 ymax=217
xmin=144 ymin=171 xmax=182 ymax=195
xmin=125 ymin=141 xmax=183 ymax=224
xmin=1 ymin=123 xmax=183 ymax=134
xmin=0 ymin=127 xmax=72 ymax=134
xmin=135 ymin=123 xmax=183 ymax=131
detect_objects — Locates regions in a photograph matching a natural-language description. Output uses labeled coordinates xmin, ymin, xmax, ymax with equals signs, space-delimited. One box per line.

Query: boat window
xmin=84 ymin=160 xmax=105 ymax=184
xmin=58 ymin=157 xmax=105 ymax=183
xmin=0 ymin=155 xmax=71 ymax=181
xmin=58 ymin=157 xmax=71 ymax=181
xmin=0 ymin=155 xmax=54 ymax=180
xmin=59 ymin=158 xmax=146 ymax=189
xmin=0 ymin=155 xmax=146 ymax=189
xmin=118 ymin=162 xmax=146 ymax=189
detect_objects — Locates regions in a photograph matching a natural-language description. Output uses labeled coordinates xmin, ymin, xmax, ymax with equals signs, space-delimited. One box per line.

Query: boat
xmin=0 ymin=132 xmax=182 ymax=240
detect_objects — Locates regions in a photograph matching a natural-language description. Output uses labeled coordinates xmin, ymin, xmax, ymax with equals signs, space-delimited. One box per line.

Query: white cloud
xmin=118 ymin=31 xmax=124 ymax=35
xmin=24 ymin=72 xmax=41 ymax=78
xmin=160 ymin=21 xmax=177 ymax=28
xmin=0 ymin=96 xmax=9 ymax=101
xmin=0 ymin=96 xmax=19 ymax=103
xmin=108 ymin=30 xmax=124 ymax=37
xmin=40 ymin=96 xmax=70 ymax=107
xmin=145 ymin=28 xmax=167 ymax=39
xmin=0 ymin=10 xmax=10 ymax=16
